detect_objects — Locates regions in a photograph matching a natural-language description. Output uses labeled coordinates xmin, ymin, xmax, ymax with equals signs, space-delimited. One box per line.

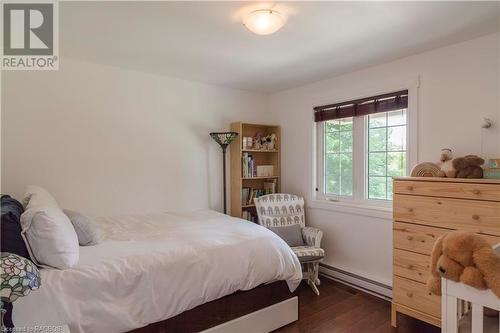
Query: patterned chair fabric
xmin=254 ymin=193 xmax=325 ymax=295
xmin=255 ymin=194 xmax=305 ymax=228
xmin=292 ymin=246 xmax=325 ymax=262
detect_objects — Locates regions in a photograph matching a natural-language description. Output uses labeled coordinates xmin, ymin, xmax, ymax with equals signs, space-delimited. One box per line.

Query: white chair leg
xmin=314 ymin=262 xmax=320 ymax=285
xmin=307 ymin=278 xmax=320 ymax=295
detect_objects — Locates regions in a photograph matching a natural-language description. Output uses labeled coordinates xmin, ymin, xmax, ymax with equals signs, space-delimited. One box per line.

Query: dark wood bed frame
xmin=129 ymin=281 xmax=296 ymax=333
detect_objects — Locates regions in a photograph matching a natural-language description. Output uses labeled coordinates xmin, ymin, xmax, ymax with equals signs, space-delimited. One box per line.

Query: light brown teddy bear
xmin=427 ymin=231 xmax=500 ymax=298
xmin=452 ymin=155 xmax=484 ymax=178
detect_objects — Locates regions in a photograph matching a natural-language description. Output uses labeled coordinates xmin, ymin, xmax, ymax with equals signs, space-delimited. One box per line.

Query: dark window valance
xmin=314 ymin=90 xmax=408 ymax=122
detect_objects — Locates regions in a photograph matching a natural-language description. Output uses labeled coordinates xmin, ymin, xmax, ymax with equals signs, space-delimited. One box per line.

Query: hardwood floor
xmin=275 ymin=278 xmax=440 ymax=333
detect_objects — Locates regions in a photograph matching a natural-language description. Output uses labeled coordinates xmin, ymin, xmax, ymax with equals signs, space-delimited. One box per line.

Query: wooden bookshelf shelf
xmin=242 ymin=204 xmax=255 ymax=208
xmin=242 ymin=176 xmax=279 ymax=180
xmin=241 ymin=149 xmax=279 ymax=153
xmin=230 ymin=122 xmax=281 ymax=220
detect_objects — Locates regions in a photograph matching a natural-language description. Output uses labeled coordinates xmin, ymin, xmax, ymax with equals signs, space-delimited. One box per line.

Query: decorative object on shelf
xmin=484 ymin=158 xmax=500 ymax=179
xmin=256 ymin=165 xmax=274 ymax=177
xmin=487 ymin=158 xmax=500 ymax=169
xmin=251 ymin=132 xmax=278 ymax=151
xmin=242 ymin=137 xmax=253 ymax=150
xmin=437 ymin=148 xmax=456 ymax=178
xmin=210 ymin=132 xmax=239 ymax=214
xmin=266 ymin=133 xmax=277 ymax=150
xmin=452 ymin=155 xmax=484 ymax=178
xmin=1 ymin=253 xmax=41 ymax=330
xmin=410 ymin=162 xmax=441 ymax=177
xmin=253 ymin=133 xmax=263 ymax=150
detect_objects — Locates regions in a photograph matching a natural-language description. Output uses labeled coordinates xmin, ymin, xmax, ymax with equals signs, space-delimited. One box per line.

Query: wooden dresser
xmin=391 ymin=177 xmax=500 ymax=328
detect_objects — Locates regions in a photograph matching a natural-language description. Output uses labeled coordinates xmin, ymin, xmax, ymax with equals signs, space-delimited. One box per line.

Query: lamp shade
xmin=210 ymin=132 xmax=238 ymax=151
xmin=1 ymin=253 xmax=40 ymax=303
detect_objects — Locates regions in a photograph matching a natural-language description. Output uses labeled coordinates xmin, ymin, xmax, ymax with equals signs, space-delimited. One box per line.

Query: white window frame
xmin=312 ymin=80 xmax=419 ymax=215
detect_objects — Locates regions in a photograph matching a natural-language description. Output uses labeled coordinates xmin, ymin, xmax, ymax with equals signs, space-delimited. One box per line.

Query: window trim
xmin=312 ymin=79 xmax=419 ymax=214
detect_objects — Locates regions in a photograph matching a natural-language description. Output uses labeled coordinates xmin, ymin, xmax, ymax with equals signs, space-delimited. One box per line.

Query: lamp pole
xmin=210 ymin=132 xmax=238 ymax=214
xmin=222 ymin=145 xmax=228 ymax=214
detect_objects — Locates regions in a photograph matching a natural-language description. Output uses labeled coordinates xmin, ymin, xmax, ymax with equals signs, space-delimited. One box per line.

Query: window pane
xmin=387 ymin=152 xmax=406 ymax=177
xmin=340 ymin=153 xmax=353 ymax=196
xmin=326 ymin=131 xmax=340 ymax=153
xmin=369 ymin=113 xmax=386 ymax=128
xmin=387 ymin=109 xmax=406 ymax=126
xmin=325 ymin=120 xmax=340 ymax=132
xmin=388 ymin=126 xmax=406 ymax=151
xmin=323 ymin=118 xmax=353 ymax=197
xmin=366 ymin=109 xmax=408 ymax=202
xmin=339 ymin=131 xmax=352 ymax=153
xmin=368 ymin=177 xmax=387 ymax=199
xmin=325 ymin=153 xmax=340 ymax=194
xmin=369 ymin=128 xmax=387 ymax=151
xmin=339 ymin=119 xmax=353 ymax=131
xmin=369 ymin=152 xmax=386 ymax=176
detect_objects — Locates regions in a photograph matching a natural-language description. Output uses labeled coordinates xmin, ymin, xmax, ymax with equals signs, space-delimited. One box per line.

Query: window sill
xmin=307 ymin=199 xmax=393 ymax=220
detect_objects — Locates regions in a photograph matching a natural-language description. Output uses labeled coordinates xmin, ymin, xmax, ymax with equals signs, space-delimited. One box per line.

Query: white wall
xmin=268 ymin=33 xmax=500 ymax=286
xmin=1 ymin=58 xmax=268 ymax=216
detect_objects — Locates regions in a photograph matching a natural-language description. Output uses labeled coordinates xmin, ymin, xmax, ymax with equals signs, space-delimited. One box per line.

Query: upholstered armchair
xmin=254 ymin=194 xmax=324 ymax=295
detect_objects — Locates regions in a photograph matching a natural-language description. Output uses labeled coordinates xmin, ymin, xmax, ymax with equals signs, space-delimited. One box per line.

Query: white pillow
xmin=20 ymin=206 xmax=79 ymax=269
xmin=23 ymin=185 xmax=59 ymax=209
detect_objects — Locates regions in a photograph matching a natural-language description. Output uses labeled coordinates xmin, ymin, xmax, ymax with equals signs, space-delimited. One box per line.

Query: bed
xmin=13 ymin=209 xmax=302 ymax=333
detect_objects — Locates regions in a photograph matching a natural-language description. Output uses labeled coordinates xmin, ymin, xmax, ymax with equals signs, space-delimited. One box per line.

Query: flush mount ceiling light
xmin=243 ymin=9 xmax=286 ymax=35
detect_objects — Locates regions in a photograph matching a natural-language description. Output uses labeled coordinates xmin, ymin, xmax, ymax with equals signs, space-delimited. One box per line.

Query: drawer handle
xmin=407 ymin=235 xmax=413 ymax=241
xmin=406 ymin=292 xmax=413 ymax=298
xmin=407 ymin=264 xmax=414 ymax=270
xmin=472 ymin=214 xmax=480 ymax=221
xmin=472 ymin=189 xmax=481 ymax=195
xmin=408 ymin=208 xmax=414 ymax=213
xmin=407 ymin=186 xmax=414 ymax=191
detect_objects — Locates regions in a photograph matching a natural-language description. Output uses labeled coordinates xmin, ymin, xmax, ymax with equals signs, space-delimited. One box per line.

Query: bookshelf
xmin=230 ymin=122 xmax=281 ymax=221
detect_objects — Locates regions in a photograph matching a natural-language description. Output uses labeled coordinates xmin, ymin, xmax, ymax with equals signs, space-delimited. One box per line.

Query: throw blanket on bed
xmin=14 ymin=210 xmax=302 ymax=333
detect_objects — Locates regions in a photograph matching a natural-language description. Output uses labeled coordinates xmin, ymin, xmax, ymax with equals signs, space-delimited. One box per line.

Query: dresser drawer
xmin=394 ymin=222 xmax=500 ymax=255
xmin=393 ymin=276 xmax=441 ymax=317
xmin=393 ymin=222 xmax=448 ymax=255
xmin=394 ymin=195 xmax=500 ymax=237
xmin=394 ymin=249 xmax=430 ymax=283
xmin=394 ymin=180 xmax=500 ymax=202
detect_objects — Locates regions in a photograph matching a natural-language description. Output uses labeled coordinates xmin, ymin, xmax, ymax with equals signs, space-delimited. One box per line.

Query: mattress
xmin=13 ymin=209 xmax=302 ymax=333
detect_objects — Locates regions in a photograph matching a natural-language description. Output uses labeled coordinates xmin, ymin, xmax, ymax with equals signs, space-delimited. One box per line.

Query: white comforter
xmin=14 ymin=210 xmax=302 ymax=333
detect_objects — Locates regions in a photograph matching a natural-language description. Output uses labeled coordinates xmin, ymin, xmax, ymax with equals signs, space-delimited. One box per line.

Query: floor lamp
xmin=210 ymin=132 xmax=238 ymax=214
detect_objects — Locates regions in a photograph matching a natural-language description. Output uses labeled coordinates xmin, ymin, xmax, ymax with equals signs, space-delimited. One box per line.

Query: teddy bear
xmin=427 ymin=231 xmax=500 ymax=298
xmin=437 ymin=148 xmax=456 ymax=178
xmin=452 ymin=155 xmax=485 ymax=178
xmin=266 ymin=133 xmax=277 ymax=150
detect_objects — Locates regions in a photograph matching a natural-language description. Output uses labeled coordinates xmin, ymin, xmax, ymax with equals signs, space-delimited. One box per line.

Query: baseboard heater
xmin=319 ymin=264 xmax=392 ymax=301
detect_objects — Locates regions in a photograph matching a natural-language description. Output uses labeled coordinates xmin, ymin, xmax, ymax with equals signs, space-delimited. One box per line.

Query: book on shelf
xmin=242 ymin=153 xmax=255 ymax=178
xmin=263 ymin=179 xmax=277 ymax=194
xmin=241 ymin=210 xmax=257 ymax=223
xmin=240 ymin=179 xmax=277 ymax=206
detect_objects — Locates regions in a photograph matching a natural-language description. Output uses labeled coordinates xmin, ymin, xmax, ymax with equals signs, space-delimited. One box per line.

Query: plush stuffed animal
xmin=437 ymin=148 xmax=456 ymax=178
xmin=427 ymin=231 xmax=500 ymax=298
xmin=452 ymin=155 xmax=485 ymax=178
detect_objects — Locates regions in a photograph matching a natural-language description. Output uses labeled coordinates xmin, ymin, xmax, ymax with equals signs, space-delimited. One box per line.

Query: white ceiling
xmin=61 ymin=1 xmax=500 ymax=93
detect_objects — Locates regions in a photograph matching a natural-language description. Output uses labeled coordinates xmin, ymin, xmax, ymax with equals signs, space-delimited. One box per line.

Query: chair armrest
xmin=302 ymin=227 xmax=323 ymax=247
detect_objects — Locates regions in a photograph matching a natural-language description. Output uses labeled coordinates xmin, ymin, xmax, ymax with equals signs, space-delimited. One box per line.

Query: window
xmin=323 ymin=118 xmax=353 ymax=196
xmin=367 ymin=110 xmax=407 ymax=200
xmin=315 ymin=90 xmax=411 ymax=204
